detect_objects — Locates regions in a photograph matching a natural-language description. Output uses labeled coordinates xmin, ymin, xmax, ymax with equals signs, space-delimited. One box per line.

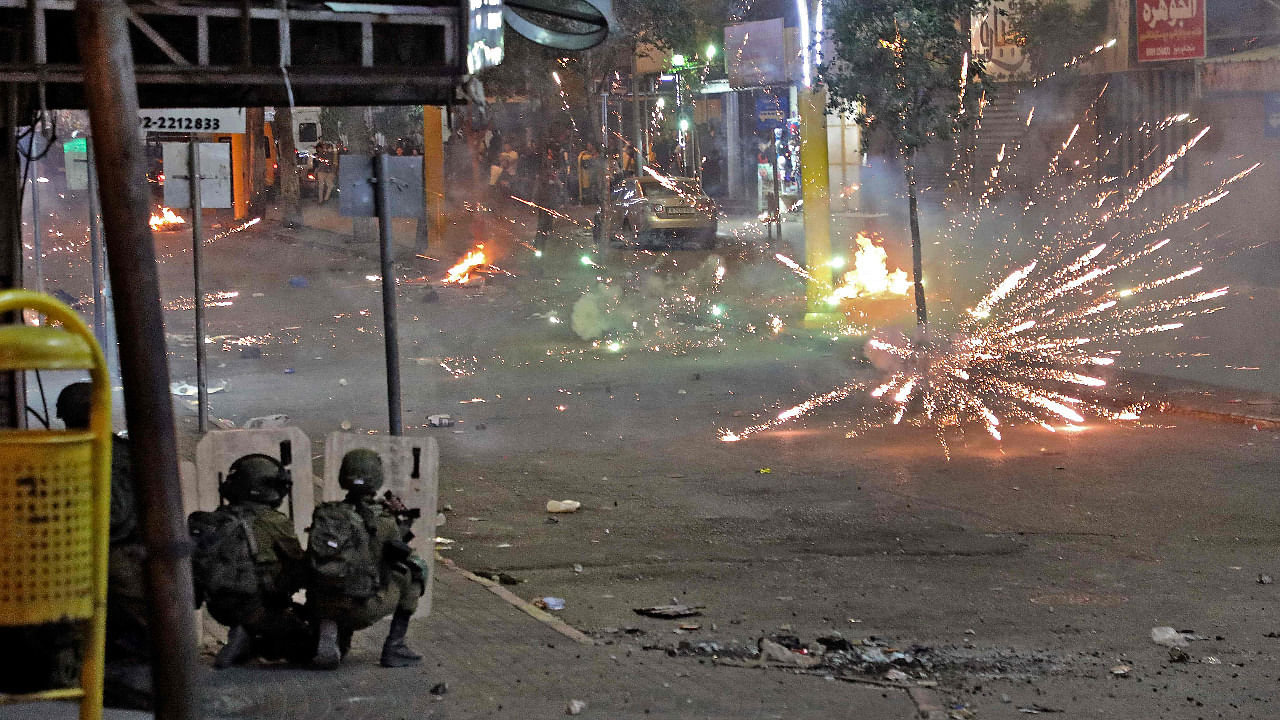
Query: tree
xmin=275 ymin=105 xmax=302 ymax=228
xmin=821 ymin=0 xmax=988 ymax=327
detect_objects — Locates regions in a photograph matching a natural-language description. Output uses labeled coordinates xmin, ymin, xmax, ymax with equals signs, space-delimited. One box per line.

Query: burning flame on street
xmin=149 ymin=206 xmax=186 ymax=231
xmin=442 ymin=245 xmax=488 ymax=284
xmin=828 ymin=234 xmax=911 ymax=302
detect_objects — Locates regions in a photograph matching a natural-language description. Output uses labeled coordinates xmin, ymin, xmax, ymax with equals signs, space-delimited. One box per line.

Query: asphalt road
xmin=23 ymin=194 xmax=1280 ymax=718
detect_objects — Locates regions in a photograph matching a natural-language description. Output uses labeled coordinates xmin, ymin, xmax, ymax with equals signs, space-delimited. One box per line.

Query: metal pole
xmin=29 ymin=157 xmax=42 ymax=295
xmin=770 ymin=132 xmax=781 ymax=239
xmin=373 ymin=154 xmax=402 ymax=435
xmin=74 ymin=2 xmax=200 ymax=718
xmin=189 ymin=141 xmax=208 ymax=433
xmin=87 ymin=139 xmax=107 ymax=348
xmin=799 ymin=84 xmax=837 ymax=328
xmin=631 ymin=46 xmax=644 ymax=174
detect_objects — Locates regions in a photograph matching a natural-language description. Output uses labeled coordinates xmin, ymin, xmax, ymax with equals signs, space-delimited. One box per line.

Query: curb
xmin=435 ymin=555 xmax=595 ymax=646
xmin=1160 ymin=405 xmax=1280 ymax=429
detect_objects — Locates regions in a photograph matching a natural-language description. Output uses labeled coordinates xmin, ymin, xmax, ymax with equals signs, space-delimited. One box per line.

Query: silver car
xmin=601 ymin=176 xmax=718 ymax=249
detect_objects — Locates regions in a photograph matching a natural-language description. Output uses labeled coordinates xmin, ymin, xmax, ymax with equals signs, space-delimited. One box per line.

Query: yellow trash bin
xmin=0 ymin=290 xmax=111 ymax=720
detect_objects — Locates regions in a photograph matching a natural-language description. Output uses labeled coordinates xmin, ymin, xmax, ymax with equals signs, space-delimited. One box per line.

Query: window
xmin=298 ymin=122 xmax=319 ymax=143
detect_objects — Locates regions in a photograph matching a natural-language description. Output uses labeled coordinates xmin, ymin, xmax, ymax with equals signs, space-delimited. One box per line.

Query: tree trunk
xmin=904 ymin=157 xmax=927 ymax=328
xmin=246 ymin=107 xmax=266 ymax=215
xmin=344 ymin=106 xmax=377 ymax=243
xmin=275 ymin=105 xmax=302 ymax=228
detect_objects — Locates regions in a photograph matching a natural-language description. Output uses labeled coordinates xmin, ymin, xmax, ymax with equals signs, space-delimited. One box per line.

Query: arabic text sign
xmin=1137 ymin=0 xmax=1205 ymax=62
xmin=971 ymin=0 xmax=1029 ymax=80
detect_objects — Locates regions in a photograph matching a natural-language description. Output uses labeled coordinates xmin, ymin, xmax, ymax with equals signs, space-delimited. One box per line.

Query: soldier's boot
xmin=379 ymin=609 xmax=422 ymax=668
xmin=312 ymin=620 xmax=342 ymax=670
xmin=214 ymin=625 xmax=252 ymax=669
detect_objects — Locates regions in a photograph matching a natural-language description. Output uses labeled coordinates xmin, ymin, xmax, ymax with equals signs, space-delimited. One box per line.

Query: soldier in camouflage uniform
xmin=189 ymin=454 xmax=309 ymax=668
xmin=307 ymin=449 xmax=425 ymax=669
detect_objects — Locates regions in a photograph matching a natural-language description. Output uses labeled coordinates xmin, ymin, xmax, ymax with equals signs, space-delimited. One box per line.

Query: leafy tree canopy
xmin=820 ymin=0 xmax=989 ymax=156
xmin=1007 ymin=0 xmax=1109 ymax=77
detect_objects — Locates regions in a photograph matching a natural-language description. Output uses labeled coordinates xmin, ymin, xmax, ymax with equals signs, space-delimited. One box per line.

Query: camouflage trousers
xmin=308 ymin=566 xmax=419 ymax=632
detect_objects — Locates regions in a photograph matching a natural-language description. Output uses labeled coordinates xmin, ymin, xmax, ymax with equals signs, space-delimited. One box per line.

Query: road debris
xmin=1110 ymin=664 xmax=1131 ymax=677
xmin=1150 ymin=626 xmax=1191 ymax=647
xmin=473 ymin=570 xmax=523 ymax=585
xmin=633 ymin=604 xmax=703 ymax=619
xmin=547 ymin=499 xmax=582 ymax=513
xmin=535 ymin=597 xmax=566 ymax=611
xmin=428 ymin=414 xmax=455 ymax=427
xmin=288 ymin=276 xmax=309 ymax=288
xmin=429 ymin=682 xmax=448 ymax=696
xmin=243 ymin=414 xmax=289 ymax=429
xmin=1017 ymin=704 xmax=1063 ymax=714
xmin=883 ymin=668 xmax=910 ymax=682
xmin=759 ymin=638 xmax=821 ymax=668
xmin=756 ymin=468 xmax=772 ymax=474
xmin=1259 ymin=573 xmax=1273 ymax=585
xmin=1167 ymin=646 xmax=1191 ymax=663
xmin=566 ymin=699 xmax=587 ymax=715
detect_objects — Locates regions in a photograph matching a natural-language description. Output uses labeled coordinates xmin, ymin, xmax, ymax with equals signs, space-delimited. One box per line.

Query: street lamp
xmin=705 ymin=44 xmax=717 ymax=60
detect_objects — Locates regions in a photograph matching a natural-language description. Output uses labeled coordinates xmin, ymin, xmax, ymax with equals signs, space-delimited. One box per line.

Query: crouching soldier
xmin=188 ymin=454 xmax=310 ymax=668
xmin=307 ymin=449 xmax=426 ymax=669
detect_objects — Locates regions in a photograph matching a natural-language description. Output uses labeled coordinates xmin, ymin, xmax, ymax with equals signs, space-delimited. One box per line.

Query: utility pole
xmin=797 ymin=0 xmax=838 ymax=328
xmin=75 ymin=1 xmax=199 ymax=717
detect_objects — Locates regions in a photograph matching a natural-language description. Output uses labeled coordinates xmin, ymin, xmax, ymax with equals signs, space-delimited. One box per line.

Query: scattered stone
xmin=1167 ymin=646 xmax=1191 ymax=663
xmin=1001 ymin=693 xmax=1012 ymax=703
xmin=1110 ymin=664 xmax=1131 ymax=677
xmin=634 ymin=604 xmax=703 ymax=619
xmin=884 ymin=668 xmax=910 ymax=682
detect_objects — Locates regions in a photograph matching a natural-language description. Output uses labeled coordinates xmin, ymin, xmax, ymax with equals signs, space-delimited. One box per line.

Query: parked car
xmin=600 ymin=176 xmax=717 ymax=249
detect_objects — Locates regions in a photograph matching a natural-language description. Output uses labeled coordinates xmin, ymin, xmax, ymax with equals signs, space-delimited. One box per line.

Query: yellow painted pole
xmin=799 ymin=85 xmax=839 ymax=328
xmin=422 ymin=106 xmax=446 ymax=236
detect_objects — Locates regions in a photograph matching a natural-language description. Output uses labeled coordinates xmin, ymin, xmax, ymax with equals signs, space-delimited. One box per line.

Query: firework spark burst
xmin=721 ymin=83 xmax=1258 ymax=451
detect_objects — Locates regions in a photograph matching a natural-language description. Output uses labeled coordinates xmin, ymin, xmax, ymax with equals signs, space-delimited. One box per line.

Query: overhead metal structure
xmin=0 ymin=0 xmax=467 ymax=108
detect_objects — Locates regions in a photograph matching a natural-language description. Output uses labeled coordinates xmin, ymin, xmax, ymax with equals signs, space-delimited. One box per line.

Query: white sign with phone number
xmin=138 ymin=108 xmax=245 ymax=134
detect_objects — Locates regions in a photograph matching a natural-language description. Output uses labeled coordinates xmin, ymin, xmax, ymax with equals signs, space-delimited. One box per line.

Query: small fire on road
xmin=442 ymin=245 xmax=489 ymax=284
xmin=149 ymin=206 xmax=186 ymax=232
xmin=828 ymin=233 xmax=910 ymax=302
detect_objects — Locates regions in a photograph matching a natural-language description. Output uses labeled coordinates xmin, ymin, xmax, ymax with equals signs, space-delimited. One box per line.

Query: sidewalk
xmin=199 ymin=561 xmax=923 ymax=720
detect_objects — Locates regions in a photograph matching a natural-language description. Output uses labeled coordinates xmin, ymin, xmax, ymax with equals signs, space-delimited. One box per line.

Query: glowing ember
xmin=828 ymin=234 xmax=911 ymax=302
xmin=149 ymin=206 xmax=186 ymax=231
xmin=442 ymin=245 xmax=487 ymax=284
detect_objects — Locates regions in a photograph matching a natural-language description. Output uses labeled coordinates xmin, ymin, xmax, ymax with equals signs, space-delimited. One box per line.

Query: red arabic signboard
xmin=1137 ymin=0 xmax=1206 ymax=62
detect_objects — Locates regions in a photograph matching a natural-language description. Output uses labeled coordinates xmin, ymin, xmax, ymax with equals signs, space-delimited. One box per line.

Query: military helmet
xmin=338 ymin=449 xmax=384 ymax=495
xmin=55 ymin=382 xmax=93 ymax=430
xmin=221 ymin=453 xmax=292 ymax=507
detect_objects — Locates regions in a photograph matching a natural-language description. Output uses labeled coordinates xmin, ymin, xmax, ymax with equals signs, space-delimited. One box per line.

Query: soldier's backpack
xmin=188 ymin=507 xmax=260 ymax=603
xmin=306 ymin=502 xmax=380 ymax=599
